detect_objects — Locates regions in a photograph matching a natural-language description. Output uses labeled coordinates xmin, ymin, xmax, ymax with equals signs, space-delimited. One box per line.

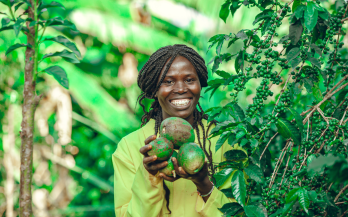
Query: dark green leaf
xmin=289 ymin=20 xmax=303 ymax=45
xmin=244 ymin=204 xmax=267 ymax=217
xmin=261 ymin=18 xmax=272 ymax=36
xmin=287 ymin=108 xmax=304 ymax=132
xmin=0 ymin=0 xmax=9 ymax=6
xmin=307 ymin=154 xmax=342 ymax=172
xmin=310 ymin=43 xmax=322 ymax=56
xmin=307 ymin=57 xmax=321 ymax=69
xmin=336 ymin=89 xmax=348 ymax=104
xmin=297 ymin=188 xmax=310 ymax=214
xmin=306 ymin=2 xmax=316 ymax=16
xmin=236 ymin=130 xmax=246 ymax=139
xmin=218 ymin=202 xmax=243 ymax=216
xmin=279 ymin=35 xmax=289 ymax=43
xmin=219 ymin=1 xmax=231 ymax=23
xmin=230 ymin=1 xmax=241 ymax=17
xmin=1 ymin=17 xmax=10 ymax=28
xmin=44 ymin=36 xmax=81 ymax=58
xmin=318 ymin=9 xmax=329 ymax=20
xmin=250 ymin=139 xmax=259 ymax=148
xmin=0 ymin=24 xmax=14 ymax=32
xmin=286 ymin=188 xmax=300 ymax=203
xmin=42 ymin=49 xmax=80 ymax=63
xmin=294 ymin=5 xmax=305 ymax=18
xmin=304 ymin=8 xmax=318 ymax=31
xmin=308 ymin=190 xmax=318 ymax=203
xmin=214 ymin=168 xmax=234 ymax=188
xmin=6 ymin=43 xmax=29 ymax=55
xmin=290 ymin=57 xmax=302 ymax=69
xmin=244 ymin=164 xmax=264 ymax=183
xmin=276 ymin=118 xmax=301 ymax=145
xmin=231 ymin=170 xmax=246 ymax=207
xmin=221 ymin=188 xmax=233 ymax=198
xmin=216 ymin=131 xmax=231 ymax=152
xmin=225 ymin=150 xmax=248 ymax=161
xmin=228 ymin=102 xmax=245 ymax=121
xmin=42 ymin=66 xmax=69 ymax=89
xmin=14 ymin=17 xmax=25 ymax=37
xmin=215 ymin=70 xmax=231 ymax=79
xmin=253 ymin=9 xmax=273 ymax=25
xmin=46 ymin=17 xmax=77 ymax=31
xmin=22 ymin=0 xmax=32 ymax=7
xmin=281 ymin=201 xmax=296 ymax=217
xmin=303 ymin=78 xmax=314 ymax=93
xmin=38 ymin=1 xmax=65 ymax=11
xmin=14 ymin=2 xmax=24 ymax=11
xmin=287 ymin=47 xmax=301 ymax=61
xmin=312 ymin=82 xmax=323 ymax=103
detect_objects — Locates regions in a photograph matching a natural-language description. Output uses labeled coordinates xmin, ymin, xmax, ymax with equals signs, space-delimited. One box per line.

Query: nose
xmin=173 ymin=81 xmax=187 ymax=94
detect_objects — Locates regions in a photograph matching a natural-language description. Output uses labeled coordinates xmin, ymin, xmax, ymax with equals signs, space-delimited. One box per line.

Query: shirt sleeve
xmin=195 ymin=140 xmax=244 ymax=217
xmin=113 ymin=138 xmax=165 ymax=217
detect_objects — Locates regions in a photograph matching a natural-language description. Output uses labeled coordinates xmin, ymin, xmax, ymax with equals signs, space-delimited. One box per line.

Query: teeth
xmin=171 ymin=99 xmax=190 ymax=106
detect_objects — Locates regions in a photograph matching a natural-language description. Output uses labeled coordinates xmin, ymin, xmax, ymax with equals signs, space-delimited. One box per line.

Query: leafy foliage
xmin=209 ymin=0 xmax=348 ymax=216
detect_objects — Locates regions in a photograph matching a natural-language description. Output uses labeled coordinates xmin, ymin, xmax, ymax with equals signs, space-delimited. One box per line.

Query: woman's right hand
xmin=140 ymin=135 xmax=168 ymax=176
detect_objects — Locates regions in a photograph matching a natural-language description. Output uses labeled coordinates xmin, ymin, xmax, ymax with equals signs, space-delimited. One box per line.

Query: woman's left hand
xmin=159 ymin=157 xmax=208 ymax=184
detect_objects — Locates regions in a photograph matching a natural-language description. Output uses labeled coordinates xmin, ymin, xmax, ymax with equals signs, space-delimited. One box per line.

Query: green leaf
xmin=215 ymin=70 xmax=231 ymax=79
xmin=218 ymin=202 xmax=243 ymax=216
xmin=42 ymin=66 xmax=69 ymax=89
xmin=1 ymin=17 xmax=10 ymax=28
xmin=297 ymin=188 xmax=310 ymax=214
xmin=286 ymin=188 xmax=300 ymax=203
xmin=225 ymin=150 xmax=248 ymax=161
xmin=304 ymin=8 xmax=318 ymax=31
xmin=236 ymin=130 xmax=246 ymax=139
xmin=46 ymin=17 xmax=77 ymax=31
xmin=281 ymin=201 xmax=296 ymax=217
xmin=250 ymin=139 xmax=259 ymax=148
xmin=336 ymin=89 xmax=348 ymax=104
xmin=290 ymin=57 xmax=302 ymax=69
xmin=221 ymin=188 xmax=233 ymax=198
xmin=22 ymin=0 xmax=32 ymax=7
xmin=219 ymin=1 xmax=231 ymax=23
xmin=216 ymin=131 xmax=231 ymax=152
xmin=14 ymin=17 xmax=25 ymax=37
xmin=276 ymin=118 xmax=301 ymax=145
xmin=0 ymin=25 xmax=14 ymax=32
xmin=292 ymin=0 xmax=302 ymax=12
xmin=306 ymin=2 xmax=316 ymax=16
xmin=307 ymin=57 xmax=321 ymax=69
xmin=244 ymin=164 xmax=264 ymax=183
xmin=289 ymin=20 xmax=303 ymax=45
xmin=318 ymin=9 xmax=329 ymax=20
xmin=303 ymin=78 xmax=314 ymax=93
xmin=310 ymin=43 xmax=322 ymax=56
xmin=231 ymin=170 xmax=246 ymax=207
xmin=44 ymin=36 xmax=81 ymax=59
xmin=230 ymin=1 xmax=241 ymax=17
xmin=312 ymin=82 xmax=323 ymax=104
xmin=228 ymin=102 xmax=245 ymax=121
xmin=308 ymin=190 xmax=318 ymax=203
xmin=294 ymin=5 xmax=306 ymax=18
xmin=213 ymin=168 xmax=234 ymax=188
xmin=42 ymin=49 xmax=80 ymax=63
xmin=287 ymin=47 xmax=301 ymax=61
xmin=287 ymin=108 xmax=304 ymax=132
xmin=14 ymin=2 xmax=24 ymax=11
xmin=253 ymin=9 xmax=273 ymax=25
xmin=38 ymin=1 xmax=65 ymax=11
xmin=244 ymin=205 xmax=267 ymax=217
xmin=6 ymin=43 xmax=29 ymax=55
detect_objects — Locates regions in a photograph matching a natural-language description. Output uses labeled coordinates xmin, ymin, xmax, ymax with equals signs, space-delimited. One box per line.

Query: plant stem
xmin=19 ymin=1 xmax=41 ymax=216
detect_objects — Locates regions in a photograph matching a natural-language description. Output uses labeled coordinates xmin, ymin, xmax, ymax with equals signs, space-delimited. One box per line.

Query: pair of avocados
xmin=147 ymin=117 xmax=205 ymax=176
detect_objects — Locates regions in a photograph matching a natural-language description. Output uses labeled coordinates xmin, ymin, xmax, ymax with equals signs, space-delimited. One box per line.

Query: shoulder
xmin=113 ymin=119 xmax=156 ymax=158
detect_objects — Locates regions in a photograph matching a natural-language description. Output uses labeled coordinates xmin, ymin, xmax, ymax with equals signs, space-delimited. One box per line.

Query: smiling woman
xmin=112 ymin=45 xmax=239 ymax=217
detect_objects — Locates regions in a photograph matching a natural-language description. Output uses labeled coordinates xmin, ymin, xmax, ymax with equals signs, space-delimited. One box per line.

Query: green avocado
xmin=159 ymin=151 xmax=178 ymax=177
xmin=177 ymin=142 xmax=205 ymax=175
xmin=148 ymin=137 xmax=174 ymax=161
xmin=160 ymin=117 xmax=195 ymax=149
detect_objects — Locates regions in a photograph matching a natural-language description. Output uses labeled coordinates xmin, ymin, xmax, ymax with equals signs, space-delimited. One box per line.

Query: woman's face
xmin=156 ymin=55 xmax=201 ymax=125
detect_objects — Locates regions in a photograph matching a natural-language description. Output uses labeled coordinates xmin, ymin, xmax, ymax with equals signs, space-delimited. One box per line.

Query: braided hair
xmin=136 ymin=44 xmax=217 ymax=214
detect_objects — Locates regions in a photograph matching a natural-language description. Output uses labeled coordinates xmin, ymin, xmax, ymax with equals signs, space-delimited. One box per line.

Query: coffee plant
xmin=206 ymin=0 xmax=348 ymax=216
xmin=0 ymin=0 xmax=80 ymax=216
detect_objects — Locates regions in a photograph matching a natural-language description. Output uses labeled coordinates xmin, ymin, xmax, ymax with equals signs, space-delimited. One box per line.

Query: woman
xmin=112 ymin=45 xmax=237 ymax=217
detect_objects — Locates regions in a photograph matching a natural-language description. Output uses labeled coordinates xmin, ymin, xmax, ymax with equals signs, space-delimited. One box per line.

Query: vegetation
xmin=208 ymin=0 xmax=348 ymax=216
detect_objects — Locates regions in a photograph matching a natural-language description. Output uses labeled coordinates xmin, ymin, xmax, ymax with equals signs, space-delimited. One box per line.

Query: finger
xmin=144 ymin=135 xmax=157 ymax=145
xmin=172 ymin=157 xmax=188 ymax=177
xmin=139 ymin=144 xmax=152 ymax=156
xmin=148 ymin=161 xmax=168 ymax=171
xmin=159 ymin=173 xmax=177 ymax=182
xmin=178 ymin=166 xmax=189 ymax=176
xmin=143 ymin=155 xmax=157 ymax=164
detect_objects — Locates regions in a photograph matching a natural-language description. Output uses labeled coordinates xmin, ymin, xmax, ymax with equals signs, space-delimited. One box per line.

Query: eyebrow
xmin=164 ymin=73 xmax=196 ymax=78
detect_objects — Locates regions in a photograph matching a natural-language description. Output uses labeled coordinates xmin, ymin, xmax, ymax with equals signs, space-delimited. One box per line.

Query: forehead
xmin=159 ymin=55 xmax=197 ymax=78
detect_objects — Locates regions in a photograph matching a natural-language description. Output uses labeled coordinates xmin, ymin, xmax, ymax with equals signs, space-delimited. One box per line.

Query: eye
xmin=186 ymin=78 xmax=194 ymax=83
xmin=163 ymin=80 xmax=174 ymax=84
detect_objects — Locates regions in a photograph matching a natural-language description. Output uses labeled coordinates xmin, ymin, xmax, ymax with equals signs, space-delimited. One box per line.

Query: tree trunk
xmin=19 ymin=1 xmax=41 ymax=216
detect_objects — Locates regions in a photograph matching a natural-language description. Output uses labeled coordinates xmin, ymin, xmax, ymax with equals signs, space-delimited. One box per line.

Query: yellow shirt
xmin=112 ymin=118 xmax=238 ymax=217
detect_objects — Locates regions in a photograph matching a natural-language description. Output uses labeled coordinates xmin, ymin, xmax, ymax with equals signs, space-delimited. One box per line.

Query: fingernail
xmin=171 ymin=157 xmax=175 ymax=161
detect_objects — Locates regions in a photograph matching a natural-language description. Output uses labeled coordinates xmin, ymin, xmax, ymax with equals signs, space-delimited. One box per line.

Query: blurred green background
xmin=0 ymin=0 xmax=289 ymax=216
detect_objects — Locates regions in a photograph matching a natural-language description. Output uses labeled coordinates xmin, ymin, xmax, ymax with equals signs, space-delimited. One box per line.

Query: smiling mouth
xmin=169 ymin=99 xmax=192 ymax=107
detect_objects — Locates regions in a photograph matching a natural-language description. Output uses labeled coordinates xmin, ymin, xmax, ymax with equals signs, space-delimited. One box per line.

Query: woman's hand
xmin=140 ymin=135 xmax=168 ymax=176
xmin=159 ymin=156 xmax=209 ymax=184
